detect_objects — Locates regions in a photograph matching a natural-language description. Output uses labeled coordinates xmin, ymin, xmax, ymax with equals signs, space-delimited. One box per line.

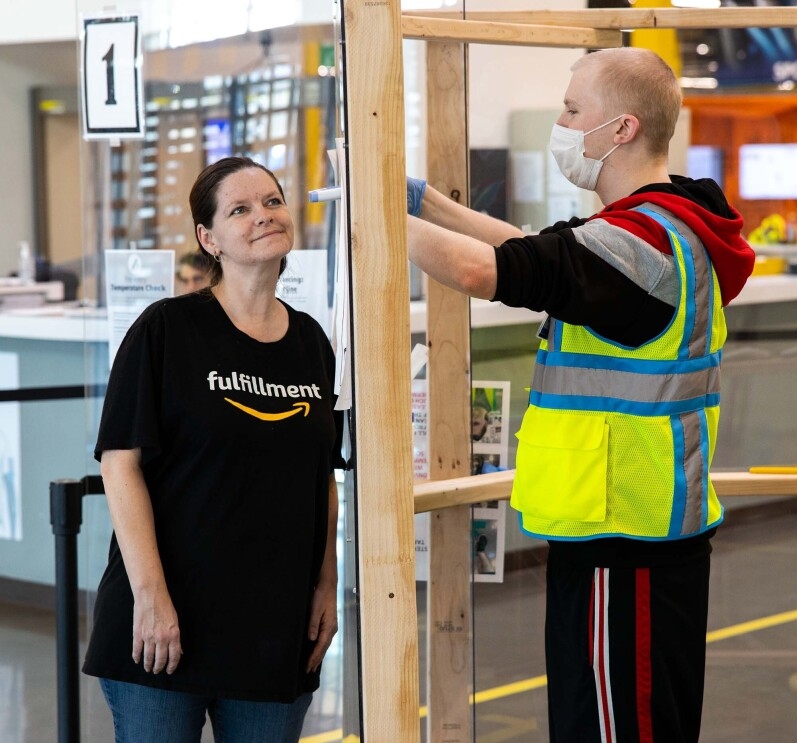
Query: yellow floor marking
xmin=706 ymin=608 xmax=797 ymax=643
xmin=300 ymin=608 xmax=797 ymax=742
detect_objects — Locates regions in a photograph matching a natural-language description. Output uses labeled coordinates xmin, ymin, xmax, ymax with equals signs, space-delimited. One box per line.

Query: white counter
xmin=409 ymin=274 xmax=797 ymax=334
xmin=0 ymin=306 xmax=108 ymax=342
xmin=0 ymin=279 xmax=64 ymax=311
xmin=1 ymin=273 xmax=797 ymax=342
xmin=727 ymin=273 xmax=797 ymax=306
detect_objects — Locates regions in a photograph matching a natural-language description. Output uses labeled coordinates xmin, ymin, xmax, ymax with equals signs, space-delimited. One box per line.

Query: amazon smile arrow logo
xmin=224 ymin=398 xmax=310 ymax=421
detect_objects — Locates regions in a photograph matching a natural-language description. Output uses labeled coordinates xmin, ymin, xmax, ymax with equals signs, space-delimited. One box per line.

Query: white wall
xmin=469 ymin=45 xmax=584 ymax=148
xmin=467 ymin=0 xmax=588 ymax=147
xmin=0 ymin=1 xmax=78 ymax=44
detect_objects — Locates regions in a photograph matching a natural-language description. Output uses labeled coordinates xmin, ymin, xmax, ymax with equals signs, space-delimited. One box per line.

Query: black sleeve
xmin=94 ymin=305 xmax=165 ymax=463
xmin=492 ymin=228 xmax=675 ymax=348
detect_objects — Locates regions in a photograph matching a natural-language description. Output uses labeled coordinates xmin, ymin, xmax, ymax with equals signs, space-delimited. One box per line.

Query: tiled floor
xmin=2 ymin=498 xmax=796 ymax=742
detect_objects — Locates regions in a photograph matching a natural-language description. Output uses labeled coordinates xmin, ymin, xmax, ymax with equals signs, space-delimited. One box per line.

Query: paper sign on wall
xmin=277 ymin=250 xmax=330 ymax=337
xmin=105 ymin=250 xmax=174 ymax=364
xmin=81 ymin=15 xmax=144 ymax=139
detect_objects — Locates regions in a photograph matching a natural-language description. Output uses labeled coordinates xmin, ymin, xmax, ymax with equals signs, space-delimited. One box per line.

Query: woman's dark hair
xmin=189 ymin=156 xmax=287 ymax=285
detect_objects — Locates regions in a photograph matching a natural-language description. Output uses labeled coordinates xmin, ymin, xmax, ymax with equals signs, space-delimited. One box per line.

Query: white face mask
xmin=549 ymin=115 xmax=625 ymax=191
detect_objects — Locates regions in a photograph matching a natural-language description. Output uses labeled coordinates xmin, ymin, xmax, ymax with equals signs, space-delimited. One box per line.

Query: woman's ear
xmin=196 ymin=224 xmax=213 ymax=251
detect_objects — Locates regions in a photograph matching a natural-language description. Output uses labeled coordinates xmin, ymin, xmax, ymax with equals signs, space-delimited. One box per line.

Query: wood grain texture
xmin=403 ymin=8 xmax=797 ymax=30
xmin=341 ymin=1 xmax=419 ymax=740
xmin=425 ymin=38 xmax=473 ymax=743
xmin=402 ymin=16 xmax=621 ymax=49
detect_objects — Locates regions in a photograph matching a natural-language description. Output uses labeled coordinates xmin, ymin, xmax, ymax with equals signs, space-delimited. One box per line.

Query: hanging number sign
xmin=81 ymin=15 xmax=144 ymax=139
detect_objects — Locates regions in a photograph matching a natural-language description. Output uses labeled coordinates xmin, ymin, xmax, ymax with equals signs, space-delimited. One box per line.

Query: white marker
xmin=308 ymin=187 xmax=342 ymax=203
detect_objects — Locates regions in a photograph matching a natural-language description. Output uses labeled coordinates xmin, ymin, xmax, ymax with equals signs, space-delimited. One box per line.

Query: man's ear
xmin=615 ymin=114 xmax=640 ymax=144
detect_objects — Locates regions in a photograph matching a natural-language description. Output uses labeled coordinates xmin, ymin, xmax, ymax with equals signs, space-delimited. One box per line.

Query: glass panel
xmin=405 ymin=1 xmax=797 ymax=740
xmin=70 ymin=2 xmax=349 ymax=741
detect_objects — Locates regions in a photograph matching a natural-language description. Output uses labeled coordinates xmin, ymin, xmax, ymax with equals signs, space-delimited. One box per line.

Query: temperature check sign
xmin=82 ymin=15 xmax=144 ymax=139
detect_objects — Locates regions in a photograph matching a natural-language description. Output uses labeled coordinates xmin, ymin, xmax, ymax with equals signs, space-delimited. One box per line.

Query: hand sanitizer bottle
xmin=18 ymin=241 xmax=35 ymax=283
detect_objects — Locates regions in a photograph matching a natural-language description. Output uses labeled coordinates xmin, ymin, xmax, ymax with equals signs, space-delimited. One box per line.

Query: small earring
xmin=213 ymin=252 xmax=221 ymax=263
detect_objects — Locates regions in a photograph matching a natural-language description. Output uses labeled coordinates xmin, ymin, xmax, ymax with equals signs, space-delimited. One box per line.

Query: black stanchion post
xmin=50 ymin=479 xmax=85 ymax=743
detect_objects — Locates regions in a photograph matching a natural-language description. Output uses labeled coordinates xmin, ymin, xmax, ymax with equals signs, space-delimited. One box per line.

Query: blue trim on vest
xmin=669 ymin=416 xmax=687 ymax=537
xmin=529 ymin=391 xmax=720 ymax=416
xmin=536 ymin=348 xmax=721 ymax=375
xmin=635 ymin=207 xmax=699 ymax=360
xmin=699 ymin=409 xmax=710 ymax=528
xmin=515 ymin=510 xmax=724 ymax=542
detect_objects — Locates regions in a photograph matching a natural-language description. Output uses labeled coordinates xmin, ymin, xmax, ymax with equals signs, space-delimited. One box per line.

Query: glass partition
xmin=67 ymin=2 xmax=351 ymax=740
xmin=405 ymin=2 xmax=797 ymax=741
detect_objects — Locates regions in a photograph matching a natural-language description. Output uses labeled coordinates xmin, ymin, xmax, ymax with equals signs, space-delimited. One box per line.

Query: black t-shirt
xmin=84 ymin=291 xmax=344 ymax=702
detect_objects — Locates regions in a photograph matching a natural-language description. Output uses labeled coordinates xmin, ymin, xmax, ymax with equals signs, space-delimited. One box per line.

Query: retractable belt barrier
xmin=49 ymin=475 xmax=105 ymax=743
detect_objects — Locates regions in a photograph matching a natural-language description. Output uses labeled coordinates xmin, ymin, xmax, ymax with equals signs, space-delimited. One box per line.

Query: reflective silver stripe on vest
xmin=637 ymin=203 xmax=712 ymax=360
xmin=531 ymin=360 xmax=719 ymax=405
xmin=679 ymin=410 xmax=707 ymax=534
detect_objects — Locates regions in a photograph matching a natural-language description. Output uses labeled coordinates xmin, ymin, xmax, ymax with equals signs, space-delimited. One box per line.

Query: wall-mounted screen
xmin=739 ymin=143 xmax=797 ymax=200
xmin=203 ymin=118 xmax=232 ymax=166
xmin=687 ymin=145 xmax=724 ymax=187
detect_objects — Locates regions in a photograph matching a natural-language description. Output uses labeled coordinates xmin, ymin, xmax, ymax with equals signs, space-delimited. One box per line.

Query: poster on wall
xmin=413 ymin=376 xmax=510 ymax=583
xmin=81 ymin=14 xmax=144 ymax=139
xmin=412 ymin=377 xmax=431 ymax=582
xmin=105 ymin=250 xmax=174 ymax=364
xmin=276 ymin=250 xmax=330 ymax=337
xmin=470 ymin=381 xmax=510 ymax=583
xmin=0 ymin=353 xmax=22 ymax=541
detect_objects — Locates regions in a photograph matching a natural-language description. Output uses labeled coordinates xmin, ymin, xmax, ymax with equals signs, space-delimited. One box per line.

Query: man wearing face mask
xmin=406 ymin=47 xmax=754 ymax=743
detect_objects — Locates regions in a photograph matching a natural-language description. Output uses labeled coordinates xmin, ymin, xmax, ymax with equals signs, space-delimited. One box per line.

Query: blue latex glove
xmin=407 ymin=177 xmax=427 ymax=217
xmin=480 ymin=461 xmax=507 ymax=474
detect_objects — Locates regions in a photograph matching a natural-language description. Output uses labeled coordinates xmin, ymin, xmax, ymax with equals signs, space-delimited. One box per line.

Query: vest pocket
xmin=511 ymin=407 xmax=608 ymax=522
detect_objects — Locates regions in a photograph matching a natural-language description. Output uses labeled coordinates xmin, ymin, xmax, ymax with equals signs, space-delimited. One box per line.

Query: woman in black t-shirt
xmin=85 ymin=157 xmax=344 ymax=743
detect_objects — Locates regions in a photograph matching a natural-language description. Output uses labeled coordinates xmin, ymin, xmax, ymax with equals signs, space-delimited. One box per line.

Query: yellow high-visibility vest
xmin=511 ymin=204 xmax=726 ymax=540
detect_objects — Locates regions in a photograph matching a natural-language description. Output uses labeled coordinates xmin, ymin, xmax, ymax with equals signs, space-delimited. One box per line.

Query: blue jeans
xmin=99 ymin=678 xmax=312 ymax=743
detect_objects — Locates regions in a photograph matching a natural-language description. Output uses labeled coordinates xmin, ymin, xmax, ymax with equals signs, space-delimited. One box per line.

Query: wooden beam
xmin=404 ymin=8 xmax=797 ymax=30
xmin=415 ymin=470 xmax=515 ymax=514
xmin=340 ymin=1 xmax=420 ymax=740
xmin=425 ymin=37 xmax=473 ymax=743
xmin=402 ymin=16 xmax=622 ymax=49
xmin=414 ymin=470 xmax=797 ymax=514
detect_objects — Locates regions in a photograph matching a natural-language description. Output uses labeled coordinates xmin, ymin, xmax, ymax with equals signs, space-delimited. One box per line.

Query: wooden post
xmin=339 ymin=1 xmax=420 ymax=741
xmin=425 ymin=37 xmax=474 ymax=743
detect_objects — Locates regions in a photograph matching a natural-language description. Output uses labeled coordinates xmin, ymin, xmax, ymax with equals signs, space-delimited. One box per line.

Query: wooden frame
xmin=339 ymin=5 xmax=797 ymax=741
xmin=339 ymin=2 xmax=420 ymax=740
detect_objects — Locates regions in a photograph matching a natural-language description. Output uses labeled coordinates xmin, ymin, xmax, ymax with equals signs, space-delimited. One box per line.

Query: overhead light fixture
xmin=670 ymin=1 xmax=722 ymax=8
xmin=679 ymin=76 xmax=719 ymax=89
